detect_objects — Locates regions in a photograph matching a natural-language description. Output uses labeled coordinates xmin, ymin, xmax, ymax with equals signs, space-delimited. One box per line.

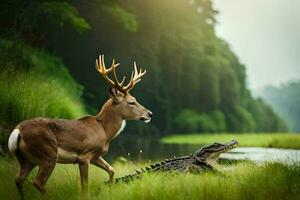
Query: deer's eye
xmin=128 ymin=102 xmax=136 ymax=105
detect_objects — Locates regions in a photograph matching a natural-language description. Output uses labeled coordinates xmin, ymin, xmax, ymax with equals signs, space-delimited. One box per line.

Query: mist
xmin=214 ymin=0 xmax=300 ymax=90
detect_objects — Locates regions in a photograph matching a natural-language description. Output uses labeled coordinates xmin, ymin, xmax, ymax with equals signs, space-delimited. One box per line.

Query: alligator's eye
xmin=128 ymin=102 xmax=136 ymax=105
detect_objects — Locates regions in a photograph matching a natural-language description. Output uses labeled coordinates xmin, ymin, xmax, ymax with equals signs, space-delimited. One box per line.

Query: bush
xmin=174 ymin=109 xmax=226 ymax=133
xmin=210 ymin=110 xmax=227 ymax=132
xmin=174 ymin=109 xmax=202 ymax=133
xmin=197 ymin=113 xmax=217 ymax=132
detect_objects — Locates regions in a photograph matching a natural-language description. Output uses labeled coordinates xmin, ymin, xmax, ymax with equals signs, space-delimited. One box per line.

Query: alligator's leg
xmin=91 ymin=157 xmax=115 ymax=184
xmin=194 ymin=157 xmax=221 ymax=174
xmin=195 ymin=157 xmax=213 ymax=169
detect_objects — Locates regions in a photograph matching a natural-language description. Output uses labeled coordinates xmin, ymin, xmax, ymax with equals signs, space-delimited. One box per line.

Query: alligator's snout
xmin=194 ymin=140 xmax=238 ymax=166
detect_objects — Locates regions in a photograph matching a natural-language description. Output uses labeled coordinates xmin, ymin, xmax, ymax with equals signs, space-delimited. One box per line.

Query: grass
xmin=0 ymin=158 xmax=299 ymax=200
xmin=0 ymin=39 xmax=86 ymax=151
xmin=0 ymin=39 xmax=86 ymax=124
xmin=161 ymin=133 xmax=300 ymax=149
xmin=0 ymin=69 xmax=85 ymax=124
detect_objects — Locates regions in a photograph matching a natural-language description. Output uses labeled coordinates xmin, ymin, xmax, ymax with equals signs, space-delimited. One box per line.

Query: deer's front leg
xmin=91 ymin=157 xmax=115 ymax=183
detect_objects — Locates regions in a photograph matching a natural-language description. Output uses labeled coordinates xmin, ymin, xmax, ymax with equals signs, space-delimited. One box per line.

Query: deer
xmin=7 ymin=54 xmax=153 ymax=198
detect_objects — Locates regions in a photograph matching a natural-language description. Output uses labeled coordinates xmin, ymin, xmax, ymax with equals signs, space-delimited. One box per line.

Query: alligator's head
xmin=194 ymin=140 xmax=238 ymax=166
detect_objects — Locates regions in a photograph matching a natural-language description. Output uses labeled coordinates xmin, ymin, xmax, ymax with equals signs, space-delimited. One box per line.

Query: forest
xmin=0 ymin=0 xmax=289 ymax=150
xmin=256 ymin=81 xmax=300 ymax=132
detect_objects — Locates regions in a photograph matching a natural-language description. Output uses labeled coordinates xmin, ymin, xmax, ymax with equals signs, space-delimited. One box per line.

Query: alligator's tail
xmin=105 ymin=156 xmax=192 ymax=184
xmin=105 ymin=168 xmax=148 ymax=185
xmin=116 ymin=169 xmax=145 ymax=183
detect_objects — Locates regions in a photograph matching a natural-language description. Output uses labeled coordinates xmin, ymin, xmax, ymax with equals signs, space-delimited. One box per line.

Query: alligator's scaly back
xmin=113 ymin=155 xmax=212 ymax=183
xmin=110 ymin=140 xmax=238 ymax=184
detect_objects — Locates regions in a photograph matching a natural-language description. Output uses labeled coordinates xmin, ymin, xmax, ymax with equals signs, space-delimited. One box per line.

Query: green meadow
xmin=0 ymin=159 xmax=299 ymax=200
xmin=1 ymin=1 xmax=300 ymax=200
xmin=161 ymin=133 xmax=300 ymax=149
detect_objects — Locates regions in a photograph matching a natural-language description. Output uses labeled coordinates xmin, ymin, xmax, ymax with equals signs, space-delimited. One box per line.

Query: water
xmin=106 ymin=136 xmax=198 ymax=162
xmin=221 ymin=147 xmax=300 ymax=165
xmin=106 ymin=136 xmax=300 ymax=165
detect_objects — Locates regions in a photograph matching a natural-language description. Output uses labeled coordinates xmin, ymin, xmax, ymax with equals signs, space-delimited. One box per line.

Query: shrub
xmin=174 ymin=109 xmax=225 ymax=133
xmin=174 ymin=109 xmax=202 ymax=133
xmin=210 ymin=110 xmax=227 ymax=132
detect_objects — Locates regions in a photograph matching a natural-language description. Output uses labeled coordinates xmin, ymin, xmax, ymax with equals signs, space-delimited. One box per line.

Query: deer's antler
xmin=96 ymin=54 xmax=146 ymax=94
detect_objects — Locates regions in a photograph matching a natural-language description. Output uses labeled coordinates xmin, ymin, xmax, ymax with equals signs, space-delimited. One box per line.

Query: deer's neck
xmin=96 ymin=100 xmax=126 ymax=142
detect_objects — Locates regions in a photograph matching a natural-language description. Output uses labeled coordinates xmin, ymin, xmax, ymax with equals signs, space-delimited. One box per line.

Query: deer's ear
xmin=109 ymin=87 xmax=123 ymax=103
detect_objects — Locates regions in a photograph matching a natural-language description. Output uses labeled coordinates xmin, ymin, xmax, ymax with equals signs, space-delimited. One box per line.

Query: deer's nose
xmin=148 ymin=111 xmax=153 ymax=118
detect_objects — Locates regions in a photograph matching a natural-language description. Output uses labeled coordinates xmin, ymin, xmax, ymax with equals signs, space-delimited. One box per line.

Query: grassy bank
xmin=0 ymin=39 xmax=86 ymax=124
xmin=0 ymin=39 xmax=86 ymax=151
xmin=161 ymin=133 xmax=300 ymax=149
xmin=0 ymin=159 xmax=299 ymax=200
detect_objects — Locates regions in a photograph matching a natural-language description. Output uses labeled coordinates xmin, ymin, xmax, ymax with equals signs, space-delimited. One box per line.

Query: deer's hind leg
xmin=33 ymin=160 xmax=56 ymax=194
xmin=14 ymin=152 xmax=35 ymax=199
xmin=20 ymin=129 xmax=58 ymax=194
xmin=26 ymin=139 xmax=58 ymax=194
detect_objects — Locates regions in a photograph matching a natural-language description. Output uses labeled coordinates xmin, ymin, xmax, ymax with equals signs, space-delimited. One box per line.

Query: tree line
xmin=0 ymin=0 xmax=288 ymax=139
xmin=256 ymin=81 xmax=300 ymax=132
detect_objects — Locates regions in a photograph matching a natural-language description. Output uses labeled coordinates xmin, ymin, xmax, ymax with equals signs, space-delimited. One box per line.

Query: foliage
xmin=0 ymin=0 xmax=289 ymax=136
xmin=256 ymin=81 xmax=300 ymax=132
xmin=161 ymin=133 xmax=300 ymax=149
xmin=42 ymin=2 xmax=91 ymax=33
xmin=247 ymin=98 xmax=289 ymax=132
xmin=0 ymin=0 xmax=90 ymax=42
xmin=227 ymin=106 xmax=256 ymax=132
xmin=0 ymin=39 xmax=86 ymax=150
xmin=174 ymin=109 xmax=226 ymax=133
xmin=0 ymin=0 xmax=91 ymax=151
xmin=102 ymin=2 xmax=138 ymax=32
xmin=174 ymin=109 xmax=202 ymax=132
xmin=42 ymin=0 xmax=288 ymax=134
xmin=0 ymin=159 xmax=299 ymax=200
xmin=0 ymin=39 xmax=83 ymax=96
xmin=211 ymin=110 xmax=227 ymax=132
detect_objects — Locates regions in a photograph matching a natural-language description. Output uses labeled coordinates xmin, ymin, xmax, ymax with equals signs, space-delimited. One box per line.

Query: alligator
xmin=110 ymin=140 xmax=238 ymax=184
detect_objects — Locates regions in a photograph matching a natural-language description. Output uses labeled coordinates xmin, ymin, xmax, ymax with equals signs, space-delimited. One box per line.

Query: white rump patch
xmin=8 ymin=129 xmax=20 ymax=152
xmin=116 ymin=120 xmax=126 ymax=136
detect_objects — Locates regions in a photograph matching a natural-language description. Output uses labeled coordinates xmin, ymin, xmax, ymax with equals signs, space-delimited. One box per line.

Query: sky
xmin=213 ymin=0 xmax=300 ymax=90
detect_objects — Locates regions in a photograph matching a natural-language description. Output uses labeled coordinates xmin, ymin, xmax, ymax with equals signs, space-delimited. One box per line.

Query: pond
xmin=106 ymin=136 xmax=198 ymax=163
xmin=220 ymin=147 xmax=300 ymax=165
xmin=106 ymin=136 xmax=300 ymax=165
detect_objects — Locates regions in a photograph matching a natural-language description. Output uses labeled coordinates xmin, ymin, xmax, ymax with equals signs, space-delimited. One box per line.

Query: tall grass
xmin=0 ymin=69 xmax=85 ymax=125
xmin=161 ymin=133 xmax=300 ymax=149
xmin=0 ymin=39 xmax=86 ymax=150
xmin=0 ymin=39 xmax=85 ymax=120
xmin=0 ymin=159 xmax=299 ymax=200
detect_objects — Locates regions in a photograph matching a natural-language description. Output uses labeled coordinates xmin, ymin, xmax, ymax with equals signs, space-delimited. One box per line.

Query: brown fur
xmin=11 ymin=92 xmax=152 ymax=197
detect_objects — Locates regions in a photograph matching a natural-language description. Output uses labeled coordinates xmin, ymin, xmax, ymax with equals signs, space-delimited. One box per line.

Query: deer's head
xmin=96 ymin=55 xmax=153 ymax=123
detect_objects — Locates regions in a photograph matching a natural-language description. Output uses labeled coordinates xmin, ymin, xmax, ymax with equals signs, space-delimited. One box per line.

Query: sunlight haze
xmin=214 ymin=0 xmax=300 ymax=90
